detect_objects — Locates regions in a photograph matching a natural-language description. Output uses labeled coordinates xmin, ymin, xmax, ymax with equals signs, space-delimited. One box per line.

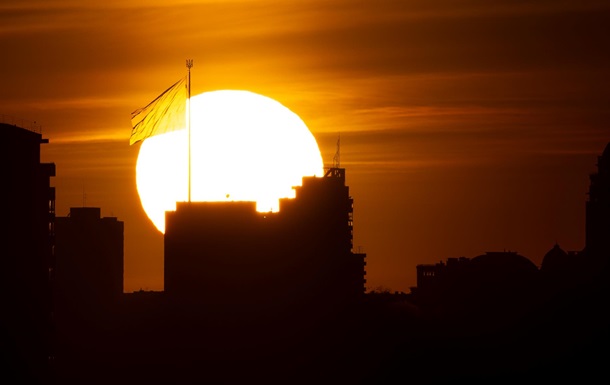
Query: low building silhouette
xmin=412 ymin=251 xmax=539 ymax=325
xmin=539 ymin=243 xmax=583 ymax=293
xmin=410 ymin=142 xmax=610 ymax=316
xmin=392 ymin=142 xmax=610 ymax=384
xmin=1 ymin=122 xmax=55 ymax=385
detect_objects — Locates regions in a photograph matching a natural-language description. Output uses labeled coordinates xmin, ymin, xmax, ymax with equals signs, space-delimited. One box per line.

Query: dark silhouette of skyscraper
xmin=586 ymin=142 xmax=610 ymax=273
xmin=54 ymin=207 xmax=124 ymax=304
xmin=53 ymin=207 xmax=123 ymax=385
xmin=164 ymin=166 xmax=366 ymax=310
xmin=1 ymin=122 xmax=55 ymax=385
xmin=161 ymin=166 xmax=367 ymax=384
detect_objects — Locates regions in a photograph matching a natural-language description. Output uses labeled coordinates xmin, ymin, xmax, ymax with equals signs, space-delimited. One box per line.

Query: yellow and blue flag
xmin=130 ymin=77 xmax=187 ymax=145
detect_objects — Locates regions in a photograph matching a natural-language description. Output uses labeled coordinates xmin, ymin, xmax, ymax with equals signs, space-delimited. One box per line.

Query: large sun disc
xmin=135 ymin=90 xmax=324 ymax=233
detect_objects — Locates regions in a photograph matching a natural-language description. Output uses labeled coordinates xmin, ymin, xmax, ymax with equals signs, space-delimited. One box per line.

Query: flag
xmin=130 ymin=77 xmax=187 ymax=145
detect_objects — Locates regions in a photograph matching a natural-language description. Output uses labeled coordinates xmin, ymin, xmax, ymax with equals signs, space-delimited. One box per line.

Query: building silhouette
xmin=159 ymin=166 xmax=368 ymax=384
xmin=411 ymin=251 xmax=539 ymax=328
xmin=586 ymin=142 xmax=610 ymax=273
xmin=6 ymin=111 xmax=609 ymax=385
xmin=165 ymin=166 xmax=366 ymax=310
xmin=388 ymin=143 xmax=610 ymax=385
xmin=53 ymin=207 xmax=124 ymax=385
xmin=54 ymin=207 xmax=124 ymax=305
xmin=36 ymin=165 xmax=368 ymax=385
xmin=1 ymin=122 xmax=55 ymax=385
xmin=409 ymin=142 xmax=610 ymax=312
xmin=539 ymin=243 xmax=582 ymax=293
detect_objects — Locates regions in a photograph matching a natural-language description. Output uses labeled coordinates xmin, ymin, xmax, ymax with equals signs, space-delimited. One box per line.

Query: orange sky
xmin=2 ymin=0 xmax=610 ymax=293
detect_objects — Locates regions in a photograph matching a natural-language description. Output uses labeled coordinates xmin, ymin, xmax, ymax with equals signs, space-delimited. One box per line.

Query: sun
xmin=135 ymin=90 xmax=324 ymax=233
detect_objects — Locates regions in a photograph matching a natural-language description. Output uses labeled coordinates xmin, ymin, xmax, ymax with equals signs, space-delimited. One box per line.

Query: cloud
xmin=2 ymin=0 xmax=609 ymax=156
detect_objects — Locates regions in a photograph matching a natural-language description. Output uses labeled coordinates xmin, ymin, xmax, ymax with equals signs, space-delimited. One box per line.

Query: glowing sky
xmin=2 ymin=0 xmax=609 ymax=293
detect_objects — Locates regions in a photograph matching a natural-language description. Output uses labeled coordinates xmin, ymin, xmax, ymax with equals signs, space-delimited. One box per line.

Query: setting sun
xmin=135 ymin=90 xmax=324 ymax=233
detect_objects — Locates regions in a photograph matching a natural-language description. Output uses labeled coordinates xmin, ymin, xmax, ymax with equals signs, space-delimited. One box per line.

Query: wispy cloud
xmin=3 ymin=0 xmax=609 ymax=161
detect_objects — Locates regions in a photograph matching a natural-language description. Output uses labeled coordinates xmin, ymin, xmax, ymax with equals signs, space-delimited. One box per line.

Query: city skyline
xmin=2 ymin=117 xmax=609 ymax=384
xmin=2 ymin=0 xmax=610 ymax=293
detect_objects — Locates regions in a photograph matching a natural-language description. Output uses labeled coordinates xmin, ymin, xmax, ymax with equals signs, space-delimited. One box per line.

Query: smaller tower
xmin=585 ymin=142 xmax=610 ymax=271
xmin=53 ymin=207 xmax=124 ymax=384
xmin=54 ymin=207 xmax=124 ymax=308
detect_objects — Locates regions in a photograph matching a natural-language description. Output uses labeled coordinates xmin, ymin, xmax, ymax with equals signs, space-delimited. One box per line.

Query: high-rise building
xmin=586 ymin=142 xmax=610 ymax=271
xmin=53 ymin=207 xmax=123 ymax=384
xmin=164 ymin=167 xmax=367 ymax=312
xmin=1 ymin=122 xmax=55 ymax=385
xmin=161 ymin=167 xmax=367 ymax=383
xmin=54 ymin=207 xmax=124 ymax=306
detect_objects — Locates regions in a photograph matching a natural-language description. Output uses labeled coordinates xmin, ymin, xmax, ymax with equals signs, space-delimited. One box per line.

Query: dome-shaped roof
xmin=456 ymin=251 xmax=538 ymax=308
xmin=471 ymin=251 xmax=538 ymax=277
xmin=540 ymin=243 xmax=569 ymax=273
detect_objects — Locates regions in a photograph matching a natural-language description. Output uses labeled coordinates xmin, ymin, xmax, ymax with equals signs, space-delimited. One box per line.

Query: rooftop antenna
xmin=332 ymin=133 xmax=340 ymax=168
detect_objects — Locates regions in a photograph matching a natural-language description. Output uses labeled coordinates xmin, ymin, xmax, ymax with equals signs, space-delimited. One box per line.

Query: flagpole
xmin=186 ymin=59 xmax=193 ymax=202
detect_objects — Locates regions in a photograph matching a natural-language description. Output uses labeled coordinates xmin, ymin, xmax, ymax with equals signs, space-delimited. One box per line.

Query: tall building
xmin=164 ymin=167 xmax=366 ymax=313
xmin=586 ymin=142 xmax=610 ymax=271
xmin=1 ymin=122 xmax=55 ymax=385
xmin=53 ymin=207 xmax=124 ymax=384
xmin=54 ymin=207 xmax=124 ymax=307
xmin=161 ymin=166 xmax=367 ymax=383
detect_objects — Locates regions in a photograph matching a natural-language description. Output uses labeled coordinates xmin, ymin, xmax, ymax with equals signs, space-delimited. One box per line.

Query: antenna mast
xmin=324 ymin=133 xmax=343 ymax=178
xmin=333 ymin=133 xmax=341 ymax=168
xmin=186 ymin=59 xmax=193 ymax=202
